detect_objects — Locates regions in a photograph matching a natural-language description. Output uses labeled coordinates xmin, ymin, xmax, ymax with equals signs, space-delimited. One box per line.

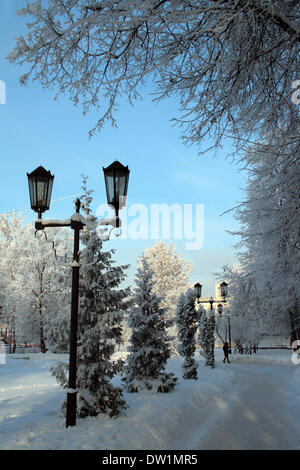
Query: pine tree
xmin=123 ymin=257 xmax=177 ymax=393
xmin=199 ymin=309 xmax=216 ymax=368
xmin=52 ymin=177 xmax=130 ymax=418
xmin=176 ymin=289 xmax=199 ymax=379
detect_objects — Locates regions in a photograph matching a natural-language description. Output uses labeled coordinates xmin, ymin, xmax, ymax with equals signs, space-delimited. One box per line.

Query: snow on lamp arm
xmin=27 ymin=162 xmax=130 ymax=428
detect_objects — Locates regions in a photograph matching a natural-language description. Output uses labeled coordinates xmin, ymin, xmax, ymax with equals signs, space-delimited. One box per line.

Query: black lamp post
xmin=220 ymin=308 xmax=231 ymax=348
xmin=217 ymin=302 xmax=231 ymax=348
xmin=218 ymin=282 xmax=230 ymax=346
xmin=228 ymin=314 xmax=231 ymax=348
xmin=194 ymin=282 xmax=230 ymax=348
xmin=27 ymin=162 xmax=129 ymax=428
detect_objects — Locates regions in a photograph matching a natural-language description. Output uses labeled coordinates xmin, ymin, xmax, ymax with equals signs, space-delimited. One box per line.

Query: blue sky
xmin=0 ymin=0 xmax=246 ymax=296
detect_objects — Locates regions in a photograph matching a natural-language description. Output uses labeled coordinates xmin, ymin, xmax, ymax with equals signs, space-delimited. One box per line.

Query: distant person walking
xmin=223 ymin=341 xmax=231 ymax=363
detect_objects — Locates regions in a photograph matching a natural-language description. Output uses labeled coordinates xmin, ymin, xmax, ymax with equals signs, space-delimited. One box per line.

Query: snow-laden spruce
xmin=52 ymin=177 xmax=130 ymax=418
xmin=199 ymin=308 xmax=215 ymax=369
xmin=123 ymin=257 xmax=177 ymax=393
xmin=176 ymin=289 xmax=199 ymax=379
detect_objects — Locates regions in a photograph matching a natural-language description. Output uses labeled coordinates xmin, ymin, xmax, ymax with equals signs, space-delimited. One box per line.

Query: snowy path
xmin=0 ymin=359 xmax=65 ymax=449
xmin=1 ymin=352 xmax=300 ymax=450
xmin=191 ymin=362 xmax=300 ymax=450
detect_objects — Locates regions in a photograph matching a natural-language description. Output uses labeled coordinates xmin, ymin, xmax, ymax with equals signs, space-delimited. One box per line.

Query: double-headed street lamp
xmin=194 ymin=282 xmax=228 ymax=310
xmin=27 ymin=161 xmax=130 ymax=428
xmin=194 ymin=282 xmax=231 ymax=347
xmin=194 ymin=282 xmax=230 ymax=347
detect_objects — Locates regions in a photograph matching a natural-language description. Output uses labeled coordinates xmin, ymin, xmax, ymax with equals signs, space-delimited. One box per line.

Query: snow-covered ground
xmin=0 ymin=349 xmax=300 ymax=450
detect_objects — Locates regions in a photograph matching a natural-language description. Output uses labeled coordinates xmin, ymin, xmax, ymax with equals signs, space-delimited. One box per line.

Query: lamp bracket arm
xmin=35 ymin=219 xmax=71 ymax=230
xmin=71 ymin=214 xmax=119 ymax=231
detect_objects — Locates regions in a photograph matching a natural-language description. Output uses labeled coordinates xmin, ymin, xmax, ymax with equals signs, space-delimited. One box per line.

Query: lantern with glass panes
xmin=220 ymin=282 xmax=228 ymax=299
xmin=27 ymin=166 xmax=54 ymax=219
xmin=194 ymin=283 xmax=202 ymax=301
xmin=103 ymin=161 xmax=130 ymax=228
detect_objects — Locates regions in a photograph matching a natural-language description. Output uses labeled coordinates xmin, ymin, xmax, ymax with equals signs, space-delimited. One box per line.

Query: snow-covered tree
xmin=176 ymin=289 xmax=199 ymax=379
xmin=52 ymin=178 xmax=130 ymax=418
xmin=12 ymin=225 xmax=72 ymax=351
xmin=42 ymin=228 xmax=74 ymax=353
xmin=0 ymin=212 xmax=24 ymax=245
xmin=8 ymin=1 xmax=300 ymax=156
xmin=44 ymin=246 xmax=73 ymax=353
xmin=199 ymin=309 xmax=216 ymax=368
xmin=217 ymin=266 xmax=262 ymax=349
xmin=123 ymin=256 xmax=177 ymax=393
xmin=143 ymin=242 xmax=191 ymax=344
xmin=0 ymin=213 xmax=72 ymax=350
xmin=45 ymin=307 xmax=71 ymax=353
xmin=227 ymin=123 xmax=300 ymax=344
xmin=0 ymin=212 xmax=24 ymax=345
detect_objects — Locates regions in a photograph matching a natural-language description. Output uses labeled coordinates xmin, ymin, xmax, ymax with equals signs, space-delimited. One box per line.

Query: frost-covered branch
xmin=7 ymin=0 xmax=300 ymax=152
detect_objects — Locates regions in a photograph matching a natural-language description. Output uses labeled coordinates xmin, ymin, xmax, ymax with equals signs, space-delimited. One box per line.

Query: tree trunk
xmin=289 ymin=301 xmax=300 ymax=348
